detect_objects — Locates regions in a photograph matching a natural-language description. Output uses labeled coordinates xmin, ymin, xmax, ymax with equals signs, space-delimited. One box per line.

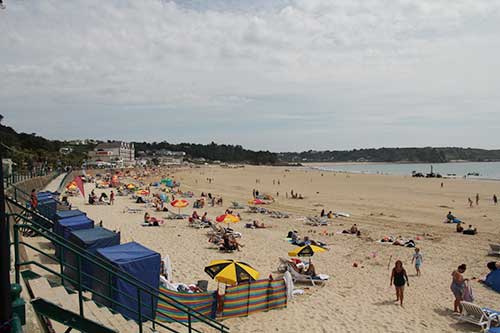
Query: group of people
xmin=88 ymin=190 xmax=114 ymax=205
xmin=190 ymin=211 xmax=211 ymax=223
xmin=200 ymin=192 xmax=223 ymax=206
xmin=287 ymin=190 xmax=303 ymax=199
xmin=287 ymin=231 xmax=327 ymax=247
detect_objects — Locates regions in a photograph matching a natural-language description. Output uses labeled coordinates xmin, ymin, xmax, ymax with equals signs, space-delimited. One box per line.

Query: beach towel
xmin=283 ymin=271 xmax=293 ymax=301
xmin=463 ymin=280 xmax=474 ymax=302
xmin=162 ymin=256 xmax=173 ymax=282
xmin=485 ymin=269 xmax=500 ymax=293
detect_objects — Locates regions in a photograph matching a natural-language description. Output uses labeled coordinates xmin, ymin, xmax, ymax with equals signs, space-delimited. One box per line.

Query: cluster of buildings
xmin=86 ymin=141 xmax=185 ymax=168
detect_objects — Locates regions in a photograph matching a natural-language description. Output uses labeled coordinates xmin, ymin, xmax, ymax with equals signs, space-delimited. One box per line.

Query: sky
xmin=1 ymin=0 xmax=500 ymax=152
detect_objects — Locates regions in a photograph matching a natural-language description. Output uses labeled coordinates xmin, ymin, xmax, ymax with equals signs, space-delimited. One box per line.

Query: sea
xmin=310 ymin=162 xmax=500 ymax=180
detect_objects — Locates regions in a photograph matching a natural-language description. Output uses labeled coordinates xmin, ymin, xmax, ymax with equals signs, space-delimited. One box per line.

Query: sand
xmin=67 ymin=165 xmax=500 ymax=332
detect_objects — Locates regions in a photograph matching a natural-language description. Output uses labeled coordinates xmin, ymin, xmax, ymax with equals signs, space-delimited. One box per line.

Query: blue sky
xmin=1 ymin=0 xmax=500 ymax=152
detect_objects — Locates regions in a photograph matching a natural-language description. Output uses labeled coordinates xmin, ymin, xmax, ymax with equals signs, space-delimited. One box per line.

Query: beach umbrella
xmin=136 ymin=189 xmax=150 ymax=196
xmin=288 ymin=245 xmax=327 ymax=258
xmin=204 ymin=259 xmax=259 ymax=286
xmin=248 ymin=199 xmax=266 ymax=205
xmin=170 ymin=199 xmax=189 ymax=213
xmin=215 ymin=214 xmax=240 ymax=224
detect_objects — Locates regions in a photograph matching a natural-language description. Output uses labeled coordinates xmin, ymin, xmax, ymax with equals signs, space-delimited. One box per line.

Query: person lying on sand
xmin=143 ymin=212 xmax=163 ymax=226
xmin=253 ymin=220 xmax=270 ymax=228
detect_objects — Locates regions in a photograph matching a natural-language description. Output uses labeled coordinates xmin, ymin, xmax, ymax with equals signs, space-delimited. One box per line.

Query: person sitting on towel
xmin=463 ymin=225 xmax=477 ymax=235
xmin=144 ymin=212 xmax=160 ymax=226
xmin=456 ymin=222 xmax=464 ymax=233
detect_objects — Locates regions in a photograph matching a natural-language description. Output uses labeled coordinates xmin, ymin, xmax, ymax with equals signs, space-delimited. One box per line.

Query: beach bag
xmin=463 ymin=281 xmax=474 ymax=302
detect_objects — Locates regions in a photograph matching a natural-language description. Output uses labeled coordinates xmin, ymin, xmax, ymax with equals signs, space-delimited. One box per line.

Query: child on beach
xmin=390 ymin=260 xmax=409 ymax=307
xmin=411 ymin=248 xmax=423 ymax=276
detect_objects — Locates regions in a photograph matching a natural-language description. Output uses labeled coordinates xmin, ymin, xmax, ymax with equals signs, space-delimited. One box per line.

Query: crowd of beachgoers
xmin=60 ymin=165 xmax=500 ymax=332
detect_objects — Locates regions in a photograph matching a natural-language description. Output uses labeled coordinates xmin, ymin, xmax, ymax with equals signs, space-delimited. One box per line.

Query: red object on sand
xmin=74 ymin=176 xmax=85 ymax=197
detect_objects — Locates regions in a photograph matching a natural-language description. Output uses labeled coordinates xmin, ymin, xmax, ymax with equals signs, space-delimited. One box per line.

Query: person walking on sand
xmin=494 ymin=194 xmax=498 ymax=205
xmin=411 ymin=248 xmax=423 ymax=276
xmin=476 ymin=193 xmax=479 ymax=206
xmin=468 ymin=197 xmax=473 ymax=208
xmin=451 ymin=264 xmax=467 ymax=313
xmin=110 ymin=190 xmax=115 ymax=205
xmin=390 ymin=260 xmax=409 ymax=307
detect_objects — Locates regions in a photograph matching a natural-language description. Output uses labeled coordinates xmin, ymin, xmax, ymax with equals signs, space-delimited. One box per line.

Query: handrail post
xmin=188 ymin=308 xmax=192 ymax=333
xmin=151 ymin=296 xmax=156 ymax=331
xmin=137 ymin=289 xmax=143 ymax=333
xmin=13 ymin=224 xmax=20 ymax=284
xmin=77 ymin=255 xmax=84 ymax=317
xmin=59 ymin=246 xmax=65 ymax=287
xmin=107 ymin=271 xmax=112 ymax=302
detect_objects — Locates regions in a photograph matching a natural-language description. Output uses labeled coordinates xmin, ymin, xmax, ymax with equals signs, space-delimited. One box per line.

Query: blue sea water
xmin=312 ymin=162 xmax=500 ymax=180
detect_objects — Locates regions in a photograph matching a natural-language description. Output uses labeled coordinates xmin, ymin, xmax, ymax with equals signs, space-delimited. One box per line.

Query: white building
xmin=88 ymin=141 xmax=135 ymax=167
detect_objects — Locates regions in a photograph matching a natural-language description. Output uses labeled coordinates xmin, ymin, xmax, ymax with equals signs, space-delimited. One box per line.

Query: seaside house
xmin=87 ymin=141 xmax=135 ymax=168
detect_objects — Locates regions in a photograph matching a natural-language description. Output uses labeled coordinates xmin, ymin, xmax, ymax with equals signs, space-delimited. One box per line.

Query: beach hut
xmin=35 ymin=192 xmax=58 ymax=227
xmin=94 ymin=242 xmax=161 ymax=321
xmin=64 ymin=227 xmax=120 ymax=289
xmin=55 ymin=209 xmax=86 ymax=223
xmin=54 ymin=215 xmax=94 ymax=255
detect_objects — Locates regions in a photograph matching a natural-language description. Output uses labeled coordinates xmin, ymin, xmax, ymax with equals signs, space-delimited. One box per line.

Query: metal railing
xmin=3 ymin=169 xmax=58 ymax=189
xmin=7 ymin=206 xmax=229 ymax=333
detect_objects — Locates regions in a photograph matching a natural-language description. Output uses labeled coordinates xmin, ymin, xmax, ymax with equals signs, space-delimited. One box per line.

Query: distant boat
xmin=467 ymin=172 xmax=480 ymax=177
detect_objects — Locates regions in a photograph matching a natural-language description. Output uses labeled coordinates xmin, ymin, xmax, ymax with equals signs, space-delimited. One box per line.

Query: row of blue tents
xmin=35 ymin=191 xmax=161 ymax=322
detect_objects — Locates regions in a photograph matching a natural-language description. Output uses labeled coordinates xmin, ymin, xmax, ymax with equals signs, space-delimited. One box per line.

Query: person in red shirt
xmin=30 ymin=189 xmax=38 ymax=209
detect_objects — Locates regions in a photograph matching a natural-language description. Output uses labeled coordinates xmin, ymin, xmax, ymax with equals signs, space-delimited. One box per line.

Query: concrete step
xmin=26 ymin=276 xmax=173 ymax=333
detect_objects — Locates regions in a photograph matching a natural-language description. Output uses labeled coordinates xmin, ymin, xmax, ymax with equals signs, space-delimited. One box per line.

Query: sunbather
xmin=289 ymin=260 xmax=317 ymax=277
xmin=253 ymin=220 xmax=268 ymax=228
xmin=143 ymin=212 xmax=163 ymax=226
xmin=201 ymin=212 xmax=210 ymax=223
xmin=342 ymin=224 xmax=360 ymax=235
xmin=220 ymin=233 xmax=244 ymax=252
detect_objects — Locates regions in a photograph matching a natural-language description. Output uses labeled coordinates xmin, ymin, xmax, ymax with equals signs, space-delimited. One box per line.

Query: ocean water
xmin=312 ymin=162 xmax=500 ymax=180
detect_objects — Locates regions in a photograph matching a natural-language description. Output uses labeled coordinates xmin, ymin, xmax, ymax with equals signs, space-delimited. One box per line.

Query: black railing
xmin=7 ymin=204 xmax=229 ymax=333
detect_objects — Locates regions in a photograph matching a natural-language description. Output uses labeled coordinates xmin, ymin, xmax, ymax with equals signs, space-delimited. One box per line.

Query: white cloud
xmin=0 ymin=0 xmax=499 ymax=150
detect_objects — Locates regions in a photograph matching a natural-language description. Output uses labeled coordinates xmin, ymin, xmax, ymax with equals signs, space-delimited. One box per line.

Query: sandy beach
xmin=68 ymin=165 xmax=500 ymax=332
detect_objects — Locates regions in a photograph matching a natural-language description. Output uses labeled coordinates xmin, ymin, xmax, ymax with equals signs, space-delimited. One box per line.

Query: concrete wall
xmin=5 ymin=173 xmax=60 ymax=333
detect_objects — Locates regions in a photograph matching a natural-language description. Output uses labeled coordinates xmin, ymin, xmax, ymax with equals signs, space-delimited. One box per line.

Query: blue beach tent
xmin=64 ymin=227 xmax=120 ymax=289
xmin=56 ymin=209 xmax=86 ymax=222
xmin=55 ymin=215 xmax=94 ymax=255
xmin=94 ymin=242 xmax=160 ymax=321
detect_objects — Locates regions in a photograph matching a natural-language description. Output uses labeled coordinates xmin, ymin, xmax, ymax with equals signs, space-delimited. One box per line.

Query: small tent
xmin=94 ymin=242 xmax=160 ymax=321
xmin=64 ymin=227 xmax=120 ymax=289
